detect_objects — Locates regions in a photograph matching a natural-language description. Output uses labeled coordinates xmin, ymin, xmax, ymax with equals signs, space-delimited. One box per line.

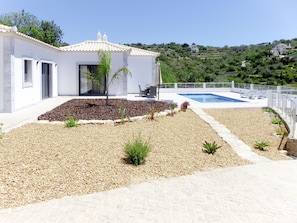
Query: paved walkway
xmin=1 ymin=160 xmax=297 ymax=223
xmin=0 ymin=95 xmax=297 ymax=222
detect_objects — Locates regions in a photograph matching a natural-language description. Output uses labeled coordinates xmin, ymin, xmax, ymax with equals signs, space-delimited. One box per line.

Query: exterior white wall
xmin=12 ymin=37 xmax=58 ymax=111
xmin=0 ymin=36 xmax=3 ymax=111
xmin=108 ymin=53 xmax=127 ymax=96
xmin=127 ymin=56 xmax=156 ymax=94
xmin=58 ymin=51 xmax=126 ymax=96
xmin=1 ymin=32 xmax=158 ymax=112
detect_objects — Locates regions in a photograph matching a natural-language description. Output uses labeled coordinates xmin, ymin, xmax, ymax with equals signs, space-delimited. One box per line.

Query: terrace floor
xmin=0 ymin=93 xmax=296 ymax=222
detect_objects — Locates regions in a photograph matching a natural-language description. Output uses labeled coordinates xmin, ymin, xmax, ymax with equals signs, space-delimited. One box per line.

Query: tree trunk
xmin=105 ymin=90 xmax=109 ymax=106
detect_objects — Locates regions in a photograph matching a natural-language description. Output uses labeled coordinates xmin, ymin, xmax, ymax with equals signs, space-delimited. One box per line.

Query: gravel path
xmin=0 ymin=105 xmax=289 ymax=209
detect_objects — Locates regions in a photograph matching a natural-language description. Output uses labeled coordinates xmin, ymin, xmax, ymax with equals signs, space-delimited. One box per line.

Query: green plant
xmin=169 ymin=103 xmax=175 ymax=116
xmin=202 ymin=141 xmax=222 ymax=154
xmin=147 ymin=107 xmax=157 ymax=120
xmin=263 ymin=108 xmax=273 ymax=113
xmin=0 ymin=123 xmax=4 ymax=141
xmin=118 ymin=106 xmax=128 ymax=124
xmin=254 ymin=141 xmax=270 ymax=151
xmin=65 ymin=112 xmax=79 ymax=127
xmin=271 ymin=117 xmax=284 ymax=125
xmin=181 ymin=101 xmax=190 ymax=112
xmin=276 ymin=127 xmax=288 ymax=136
xmin=124 ymin=134 xmax=151 ymax=165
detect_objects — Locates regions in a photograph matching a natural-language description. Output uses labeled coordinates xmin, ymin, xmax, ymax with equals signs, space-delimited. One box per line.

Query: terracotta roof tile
xmin=0 ymin=24 xmax=159 ymax=57
xmin=61 ymin=41 xmax=160 ymax=57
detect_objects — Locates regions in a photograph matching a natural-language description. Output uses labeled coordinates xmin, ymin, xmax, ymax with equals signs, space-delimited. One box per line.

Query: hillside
xmin=126 ymin=39 xmax=297 ymax=86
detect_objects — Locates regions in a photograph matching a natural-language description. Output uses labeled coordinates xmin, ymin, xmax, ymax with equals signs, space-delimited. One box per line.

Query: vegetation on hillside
xmin=1 ymin=10 xmax=296 ymax=86
xmin=0 ymin=10 xmax=67 ymax=46
xmin=127 ymin=40 xmax=297 ymax=86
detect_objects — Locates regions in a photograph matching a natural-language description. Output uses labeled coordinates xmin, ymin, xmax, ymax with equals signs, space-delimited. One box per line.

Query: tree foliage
xmin=127 ymin=39 xmax=297 ymax=86
xmin=0 ymin=9 xmax=65 ymax=46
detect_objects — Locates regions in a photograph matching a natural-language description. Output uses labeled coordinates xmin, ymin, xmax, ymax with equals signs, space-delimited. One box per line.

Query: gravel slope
xmin=204 ymin=108 xmax=290 ymax=160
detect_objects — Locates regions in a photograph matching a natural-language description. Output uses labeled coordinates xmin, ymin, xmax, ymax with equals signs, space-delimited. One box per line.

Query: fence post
xmin=267 ymin=90 xmax=272 ymax=107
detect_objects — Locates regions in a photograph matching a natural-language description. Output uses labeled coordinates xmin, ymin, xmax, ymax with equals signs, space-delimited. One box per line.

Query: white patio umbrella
xmin=155 ymin=61 xmax=162 ymax=100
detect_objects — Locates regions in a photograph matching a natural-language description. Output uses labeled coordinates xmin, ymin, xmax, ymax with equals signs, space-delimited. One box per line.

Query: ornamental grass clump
xmin=124 ymin=134 xmax=151 ymax=165
xmin=147 ymin=107 xmax=157 ymax=121
xmin=118 ymin=106 xmax=128 ymax=124
xmin=169 ymin=103 xmax=175 ymax=116
xmin=0 ymin=123 xmax=3 ymax=141
xmin=64 ymin=112 xmax=79 ymax=128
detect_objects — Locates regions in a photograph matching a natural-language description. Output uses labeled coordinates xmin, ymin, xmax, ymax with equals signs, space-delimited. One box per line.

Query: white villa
xmin=0 ymin=24 xmax=160 ymax=113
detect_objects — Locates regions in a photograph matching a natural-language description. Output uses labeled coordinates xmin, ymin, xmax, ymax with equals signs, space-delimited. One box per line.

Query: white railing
xmin=161 ymin=82 xmax=232 ymax=89
xmin=160 ymin=82 xmax=277 ymax=90
xmin=268 ymin=91 xmax=297 ymax=138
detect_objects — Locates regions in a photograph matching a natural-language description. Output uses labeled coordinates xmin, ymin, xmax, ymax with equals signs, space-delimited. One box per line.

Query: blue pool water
xmin=180 ymin=93 xmax=246 ymax=103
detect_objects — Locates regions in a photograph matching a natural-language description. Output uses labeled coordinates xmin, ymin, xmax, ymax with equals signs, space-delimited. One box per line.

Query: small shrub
xmin=202 ymin=141 xmax=221 ymax=154
xmin=169 ymin=103 xmax=175 ymax=116
xmin=276 ymin=127 xmax=288 ymax=136
xmin=124 ymin=134 xmax=151 ymax=165
xmin=254 ymin=141 xmax=270 ymax=151
xmin=147 ymin=107 xmax=157 ymax=120
xmin=0 ymin=123 xmax=4 ymax=141
xmin=65 ymin=112 xmax=79 ymax=127
xmin=263 ymin=108 xmax=273 ymax=113
xmin=118 ymin=106 xmax=128 ymax=124
xmin=271 ymin=117 xmax=284 ymax=125
xmin=181 ymin=101 xmax=190 ymax=112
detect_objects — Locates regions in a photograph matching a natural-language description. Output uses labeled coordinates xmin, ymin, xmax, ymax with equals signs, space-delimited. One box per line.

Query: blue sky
xmin=1 ymin=0 xmax=297 ymax=47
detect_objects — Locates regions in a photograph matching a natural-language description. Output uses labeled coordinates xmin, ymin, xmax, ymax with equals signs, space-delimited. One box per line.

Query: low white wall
xmin=0 ymin=36 xmax=3 ymax=111
xmin=160 ymin=88 xmax=232 ymax=94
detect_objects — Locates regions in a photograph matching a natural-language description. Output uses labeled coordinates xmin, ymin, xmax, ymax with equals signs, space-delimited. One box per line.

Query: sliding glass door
xmin=79 ymin=65 xmax=106 ymax=96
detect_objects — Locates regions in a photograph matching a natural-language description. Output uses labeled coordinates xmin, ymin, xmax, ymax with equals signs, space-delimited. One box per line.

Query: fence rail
xmin=161 ymin=82 xmax=232 ymax=89
xmin=268 ymin=91 xmax=297 ymax=138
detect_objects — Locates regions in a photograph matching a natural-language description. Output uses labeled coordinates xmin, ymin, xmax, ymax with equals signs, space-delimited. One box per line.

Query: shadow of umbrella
xmin=155 ymin=61 xmax=162 ymax=100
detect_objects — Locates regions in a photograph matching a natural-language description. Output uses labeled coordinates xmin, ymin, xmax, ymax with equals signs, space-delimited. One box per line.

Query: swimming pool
xmin=180 ymin=93 xmax=246 ymax=103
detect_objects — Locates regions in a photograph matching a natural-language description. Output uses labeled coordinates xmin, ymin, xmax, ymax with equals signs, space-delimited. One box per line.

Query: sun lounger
xmin=240 ymin=90 xmax=267 ymax=99
xmin=257 ymin=90 xmax=267 ymax=99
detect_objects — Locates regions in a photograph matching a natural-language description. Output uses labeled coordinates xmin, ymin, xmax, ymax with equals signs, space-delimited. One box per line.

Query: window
xmin=23 ymin=59 xmax=33 ymax=87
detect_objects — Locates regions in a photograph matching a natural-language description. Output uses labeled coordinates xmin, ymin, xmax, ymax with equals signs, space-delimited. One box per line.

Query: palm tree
xmin=86 ymin=50 xmax=131 ymax=105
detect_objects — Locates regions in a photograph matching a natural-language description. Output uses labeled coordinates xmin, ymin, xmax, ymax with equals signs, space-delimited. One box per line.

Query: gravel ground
xmin=204 ymin=108 xmax=291 ymax=160
xmin=0 ymin=105 xmax=289 ymax=209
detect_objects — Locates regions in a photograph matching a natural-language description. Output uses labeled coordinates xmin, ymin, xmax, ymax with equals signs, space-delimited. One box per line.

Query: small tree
xmin=86 ymin=50 xmax=131 ymax=105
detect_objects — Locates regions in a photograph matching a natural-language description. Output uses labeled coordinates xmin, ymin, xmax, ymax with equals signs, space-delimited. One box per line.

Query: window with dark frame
xmin=24 ymin=59 xmax=33 ymax=86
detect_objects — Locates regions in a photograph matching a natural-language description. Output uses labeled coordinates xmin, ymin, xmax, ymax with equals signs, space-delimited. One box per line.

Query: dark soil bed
xmin=38 ymin=99 xmax=173 ymax=121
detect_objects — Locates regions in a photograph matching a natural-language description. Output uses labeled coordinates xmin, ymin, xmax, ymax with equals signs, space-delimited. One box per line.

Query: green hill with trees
xmin=1 ymin=10 xmax=297 ymax=86
xmin=127 ymin=40 xmax=297 ymax=86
